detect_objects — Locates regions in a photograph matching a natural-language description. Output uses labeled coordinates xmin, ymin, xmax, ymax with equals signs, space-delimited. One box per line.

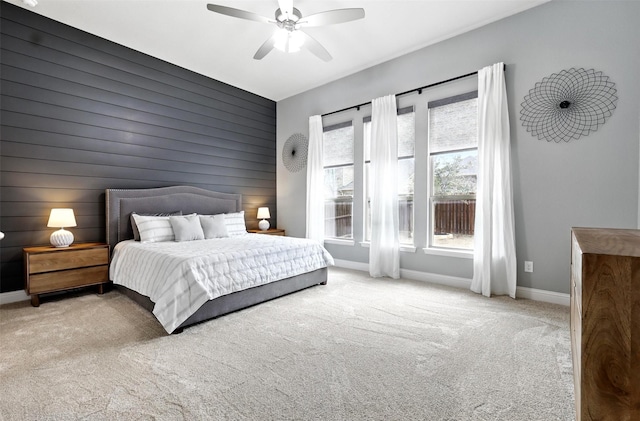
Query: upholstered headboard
xmin=106 ymin=186 xmax=242 ymax=251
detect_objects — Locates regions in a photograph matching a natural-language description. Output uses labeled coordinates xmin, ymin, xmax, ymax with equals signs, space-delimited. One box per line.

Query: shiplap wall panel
xmin=1 ymin=114 xmax=276 ymax=167
xmin=0 ymin=74 xmax=275 ymax=142
xmin=1 ymin=18 xmax=273 ymax=117
xmin=0 ymin=49 xmax=275 ymax=131
xmin=0 ymin=2 xmax=277 ymax=293
xmin=2 ymin=144 xmax=276 ymax=183
xmin=1 ymin=94 xmax=273 ymax=153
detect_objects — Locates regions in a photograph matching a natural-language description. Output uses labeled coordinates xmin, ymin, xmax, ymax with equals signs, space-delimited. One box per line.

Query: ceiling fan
xmin=206 ymin=1 xmax=365 ymax=61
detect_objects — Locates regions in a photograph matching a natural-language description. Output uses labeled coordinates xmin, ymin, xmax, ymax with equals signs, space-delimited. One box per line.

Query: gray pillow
xmin=169 ymin=214 xmax=205 ymax=242
xmin=199 ymin=214 xmax=228 ymax=239
xmin=131 ymin=211 xmax=181 ymax=241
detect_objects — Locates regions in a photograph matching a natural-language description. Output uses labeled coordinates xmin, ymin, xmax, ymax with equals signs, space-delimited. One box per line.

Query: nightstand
xmin=248 ymin=229 xmax=285 ymax=236
xmin=23 ymin=242 xmax=110 ymax=307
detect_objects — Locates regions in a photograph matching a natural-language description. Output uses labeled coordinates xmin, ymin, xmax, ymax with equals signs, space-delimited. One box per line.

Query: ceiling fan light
xmin=274 ymin=29 xmax=288 ymax=51
xmin=274 ymin=29 xmax=304 ymax=53
xmin=289 ymin=31 xmax=305 ymax=51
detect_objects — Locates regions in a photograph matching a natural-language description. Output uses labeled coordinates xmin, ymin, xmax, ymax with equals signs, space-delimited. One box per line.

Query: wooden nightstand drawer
xmin=29 ymin=265 xmax=109 ymax=294
xmin=24 ymin=242 xmax=110 ymax=307
xmin=28 ymin=247 xmax=109 ymax=274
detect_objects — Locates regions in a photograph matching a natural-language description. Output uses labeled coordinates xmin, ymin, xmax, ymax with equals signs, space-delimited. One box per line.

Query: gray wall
xmin=276 ymin=0 xmax=640 ymax=294
xmin=0 ymin=2 xmax=276 ymax=293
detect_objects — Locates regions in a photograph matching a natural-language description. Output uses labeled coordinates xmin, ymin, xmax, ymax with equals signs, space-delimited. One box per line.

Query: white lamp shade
xmin=257 ymin=207 xmax=271 ymax=220
xmin=47 ymin=208 xmax=77 ymax=228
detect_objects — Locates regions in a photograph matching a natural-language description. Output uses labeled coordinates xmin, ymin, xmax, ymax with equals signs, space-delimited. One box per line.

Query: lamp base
xmin=50 ymin=228 xmax=74 ymax=247
xmin=258 ymin=219 xmax=270 ymax=231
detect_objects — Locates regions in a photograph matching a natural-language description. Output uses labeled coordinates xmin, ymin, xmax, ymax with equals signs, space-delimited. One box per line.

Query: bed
xmin=106 ymin=186 xmax=333 ymax=334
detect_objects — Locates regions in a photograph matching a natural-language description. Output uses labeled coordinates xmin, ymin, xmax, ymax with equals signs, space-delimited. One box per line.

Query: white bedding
xmin=110 ymin=234 xmax=334 ymax=333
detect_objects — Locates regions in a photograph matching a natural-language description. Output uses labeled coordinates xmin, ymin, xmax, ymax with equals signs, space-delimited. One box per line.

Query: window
xmin=428 ymin=92 xmax=478 ymax=250
xmin=363 ymin=107 xmax=415 ymax=245
xmin=323 ymin=121 xmax=354 ymax=239
xmin=317 ymin=79 xmax=477 ymax=253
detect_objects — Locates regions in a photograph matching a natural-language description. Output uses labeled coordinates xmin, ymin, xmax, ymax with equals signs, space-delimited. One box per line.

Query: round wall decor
xmin=282 ymin=133 xmax=308 ymax=173
xmin=520 ymin=68 xmax=617 ymax=143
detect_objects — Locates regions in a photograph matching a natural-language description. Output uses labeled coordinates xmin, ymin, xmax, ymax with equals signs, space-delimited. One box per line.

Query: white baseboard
xmin=332 ymin=260 xmax=472 ymax=290
xmin=332 ymin=259 xmax=369 ymax=272
xmin=2 ymin=262 xmax=569 ymax=307
xmin=331 ymin=260 xmax=569 ymax=306
xmin=515 ymin=286 xmax=570 ymax=306
xmin=0 ymin=290 xmax=30 ymax=305
xmin=400 ymin=267 xmax=472 ymax=290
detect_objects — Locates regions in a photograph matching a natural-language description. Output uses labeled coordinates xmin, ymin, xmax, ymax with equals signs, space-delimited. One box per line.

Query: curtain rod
xmin=321 ymin=64 xmax=506 ymax=118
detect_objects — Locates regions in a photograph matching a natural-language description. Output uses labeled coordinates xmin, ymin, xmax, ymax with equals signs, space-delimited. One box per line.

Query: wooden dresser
xmin=570 ymin=228 xmax=640 ymax=421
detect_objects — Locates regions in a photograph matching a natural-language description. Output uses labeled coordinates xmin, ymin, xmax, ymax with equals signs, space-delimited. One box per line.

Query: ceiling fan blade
xmin=299 ymin=8 xmax=365 ymax=27
xmin=299 ymin=31 xmax=332 ymax=62
xmin=206 ymin=4 xmax=273 ymax=24
xmin=253 ymin=34 xmax=278 ymax=60
xmin=277 ymin=0 xmax=294 ymax=18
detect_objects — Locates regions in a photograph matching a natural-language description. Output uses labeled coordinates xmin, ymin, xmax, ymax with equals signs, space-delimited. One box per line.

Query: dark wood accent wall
xmin=0 ymin=2 xmax=277 ymax=293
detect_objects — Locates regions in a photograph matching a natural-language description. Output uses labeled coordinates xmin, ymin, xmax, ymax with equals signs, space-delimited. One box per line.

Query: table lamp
xmin=47 ymin=208 xmax=77 ymax=247
xmin=257 ymin=207 xmax=270 ymax=231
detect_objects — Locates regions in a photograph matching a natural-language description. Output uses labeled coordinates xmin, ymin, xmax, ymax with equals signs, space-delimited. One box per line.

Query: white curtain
xmin=471 ymin=62 xmax=517 ymax=298
xmin=306 ymin=115 xmax=325 ymax=244
xmin=369 ymin=95 xmax=400 ymax=279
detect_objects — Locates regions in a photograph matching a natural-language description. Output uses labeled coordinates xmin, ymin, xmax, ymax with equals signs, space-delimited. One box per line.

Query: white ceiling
xmin=7 ymin=0 xmax=549 ymax=101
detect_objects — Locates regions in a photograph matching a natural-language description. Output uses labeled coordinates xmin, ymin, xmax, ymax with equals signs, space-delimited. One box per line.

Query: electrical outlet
xmin=524 ymin=261 xmax=534 ymax=273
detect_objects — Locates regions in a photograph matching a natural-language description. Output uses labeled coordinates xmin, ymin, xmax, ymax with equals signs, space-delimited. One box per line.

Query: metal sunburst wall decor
xmin=520 ymin=68 xmax=617 ymax=143
xmin=282 ymin=133 xmax=308 ymax=173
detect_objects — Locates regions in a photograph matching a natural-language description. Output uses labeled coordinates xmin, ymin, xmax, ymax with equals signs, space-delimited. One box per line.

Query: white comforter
xmin=110 ymin=235 xmax=334 ymax=333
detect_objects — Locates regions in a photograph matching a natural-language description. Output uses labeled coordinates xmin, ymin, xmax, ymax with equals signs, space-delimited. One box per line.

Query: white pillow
xmin=224 ymin=211 xmax=247 ymax=237
xmin=199 ymin=214 xmax=228 ymax=239
xmin=170 ymin=214 xmax=204 ymax=242
xmin=131 ymin=214 xmax=175 ymax=243
xmin=131 ymin=211 xmax=181 ymax=241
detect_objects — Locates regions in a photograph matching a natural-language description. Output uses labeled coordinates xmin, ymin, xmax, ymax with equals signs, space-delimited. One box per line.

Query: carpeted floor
xmin=0 ymin=267 xmax=575 ymax=420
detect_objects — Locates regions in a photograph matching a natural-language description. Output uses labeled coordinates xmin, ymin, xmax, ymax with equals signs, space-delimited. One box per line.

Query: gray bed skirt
xmin=117 ymin=267 xmax=328 ymax=332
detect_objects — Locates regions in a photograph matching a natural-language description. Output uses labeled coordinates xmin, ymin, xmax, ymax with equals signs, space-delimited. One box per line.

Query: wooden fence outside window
xmin=324 ymin=197 xmax=476 ymax=239
xmin=433 ymin=199 xmax=476 ymax=236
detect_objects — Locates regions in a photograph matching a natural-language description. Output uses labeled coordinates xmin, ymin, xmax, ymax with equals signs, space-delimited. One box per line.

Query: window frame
xmin=362 ymin=106 xmax=416 ymax=247
xmin=426 ymin=90 xmax=479 ymax=253
xmin=314 ymin=75 xmax=478 ymax=260
xmin=322 ymin=119 xmax=356 ymax=244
